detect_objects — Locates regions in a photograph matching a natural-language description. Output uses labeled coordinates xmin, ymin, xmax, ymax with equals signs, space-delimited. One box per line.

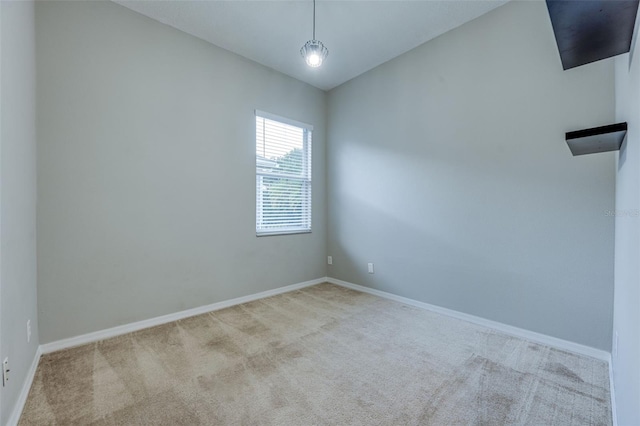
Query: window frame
xmin=255 ymin=110 xmax=313 ymax=237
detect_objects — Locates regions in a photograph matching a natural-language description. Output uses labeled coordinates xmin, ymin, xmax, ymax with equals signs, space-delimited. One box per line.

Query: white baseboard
xmin=609 ymin=355 xmax=618 ymax=426
xmin=327 ymin=277 xmax=611 ymax=362
xmin=6 ymin=346 xmax=42 ymax=426
xmin=40 ymin=277 xmax=326 ymax=354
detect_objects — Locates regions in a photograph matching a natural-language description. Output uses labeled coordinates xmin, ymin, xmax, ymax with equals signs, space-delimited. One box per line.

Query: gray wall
xmin=327 ymin=0 xmax=615 ymax=350
xmin=613 ymin=7 xmax=640 ymax=424
xmin=0 ymin=1 xmax=40 ymax=423
xmin=36 ymin=1 xmax=326 ymax=344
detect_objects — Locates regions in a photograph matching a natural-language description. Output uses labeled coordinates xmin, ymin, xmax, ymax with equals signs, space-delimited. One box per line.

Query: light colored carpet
xmin=20 ymin=283 xmax=611 ymax=425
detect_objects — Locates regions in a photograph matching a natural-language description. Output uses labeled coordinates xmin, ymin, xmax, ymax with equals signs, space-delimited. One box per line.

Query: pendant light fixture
xmin=300 ymin=0 xmax=328 ymax=68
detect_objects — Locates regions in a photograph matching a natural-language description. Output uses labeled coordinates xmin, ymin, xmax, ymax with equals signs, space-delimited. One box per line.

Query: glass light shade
xmin=300 ymin=40 xmax=328 ymax=68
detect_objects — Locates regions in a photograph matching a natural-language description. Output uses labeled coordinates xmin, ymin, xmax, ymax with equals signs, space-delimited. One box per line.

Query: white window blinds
xmin=255 ymin=111 xmax=312 ymax=236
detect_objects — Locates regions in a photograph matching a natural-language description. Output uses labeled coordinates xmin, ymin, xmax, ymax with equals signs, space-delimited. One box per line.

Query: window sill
xmin=256 ymin=230 xmax=312 ymax=237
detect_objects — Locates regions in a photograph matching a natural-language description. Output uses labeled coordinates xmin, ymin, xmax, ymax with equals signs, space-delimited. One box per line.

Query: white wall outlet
xmin=327 ymin=256 xmax=333 ymax=265
xmin=367 ymin=263 xmax=374 ymax=274
xmin=614 ymin=331 xmax=619 ymax=360
xmin=27 ymin=319 xmax=32 ymax=343
xmin=2 ymin=358 xmax=9 ymax=387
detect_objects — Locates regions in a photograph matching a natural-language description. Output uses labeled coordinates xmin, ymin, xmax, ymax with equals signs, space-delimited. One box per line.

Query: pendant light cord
xmin=313 ymin=0 xmax=316 ymax=40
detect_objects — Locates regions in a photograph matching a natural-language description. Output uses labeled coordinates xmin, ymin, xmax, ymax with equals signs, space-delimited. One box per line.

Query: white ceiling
xmin=113 ymin=0 xmax=509 ymax=91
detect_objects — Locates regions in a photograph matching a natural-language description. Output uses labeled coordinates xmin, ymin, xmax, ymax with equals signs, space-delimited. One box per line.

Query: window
xmin=255 ymin=110 xmax=312 ymax=236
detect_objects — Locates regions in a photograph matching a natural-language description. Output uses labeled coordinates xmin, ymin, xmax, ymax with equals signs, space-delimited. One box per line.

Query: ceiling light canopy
xmin=300 ymin=0 xmax=328 ymax=68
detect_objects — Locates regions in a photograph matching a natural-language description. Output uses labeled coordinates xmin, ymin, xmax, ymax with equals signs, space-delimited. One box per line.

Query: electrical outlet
xmin=368 ymin=263 xmax=374 ymax=274
xmin=327 ymin=256 xmax=333 ymax=265
xmin=27 ymin=319 xmax=31 ymax=343
xmin=2 ymin=358 xmax=9 ymax=387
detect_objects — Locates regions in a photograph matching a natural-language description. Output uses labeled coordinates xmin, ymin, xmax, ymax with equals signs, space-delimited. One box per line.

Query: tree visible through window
xmin=256 ymin=111 xmax=312 ymax=235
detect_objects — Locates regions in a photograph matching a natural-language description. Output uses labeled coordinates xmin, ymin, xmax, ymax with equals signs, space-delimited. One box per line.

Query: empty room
xmin=1 ymin=0 xmax=639 ymax=424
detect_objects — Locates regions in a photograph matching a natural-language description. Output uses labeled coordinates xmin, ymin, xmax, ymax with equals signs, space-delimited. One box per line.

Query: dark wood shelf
xmin=566 ymin=122 xmax=628 ymax=156
xmin=546 ymin=0 xmax=639 ymax=70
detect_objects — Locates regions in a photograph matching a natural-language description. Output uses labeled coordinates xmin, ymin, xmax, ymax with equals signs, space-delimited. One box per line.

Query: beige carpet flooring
xmin=20 ymin=283 xmax=611 ymax=425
